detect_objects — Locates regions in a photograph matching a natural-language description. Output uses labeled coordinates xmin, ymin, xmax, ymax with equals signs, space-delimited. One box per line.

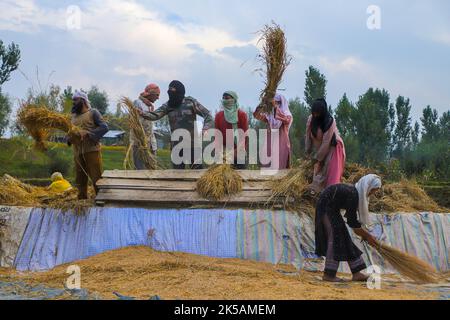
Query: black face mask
xmin=71 ymin=100 xmax=83 ymax=114
xmin=167 ymin=80 xmax=185 ymax=108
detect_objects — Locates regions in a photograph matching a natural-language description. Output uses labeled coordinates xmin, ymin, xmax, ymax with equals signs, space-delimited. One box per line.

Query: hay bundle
xmin=257 ymin=22 xmax=291 ymax=113
xmin=17 ymin=104 xmax=80 ymax=151
xmin=268 ymin=160 xmax=315 ymax=213
xmin=196 ymin=164 xmax=243 ymax=200
xmin=342 ymin=163 xmax=377 ymax=184
xmin=120 ymin=97 xmax=157 ymax=170
xmin=370 ymin=179 xmax=444 ymax=213
xmin=370 ymin=240 xmax=440 ymax=284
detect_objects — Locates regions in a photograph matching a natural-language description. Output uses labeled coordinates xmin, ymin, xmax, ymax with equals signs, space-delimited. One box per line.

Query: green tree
xmin=288 ymin=97 xmax=309 ymax=158
xmin=420 ymin=106 xmax=440 ymax=142
xmin=304 ymin=65 xmax=327 ymax=108
xmin=335 ymin=93 xmax=356 ymax=137
xmin=0 ymin=88 xmax=12 ymax=136
xmin=439 ymin=110 xmax=450 ymax=141
xmin=392 ymin=96 xmax=412 ymax=158
xmin=353 ymin=88 xmax=391 ymax=165
xmin=87 ymin=85 xmax=109 ymax=115
xmin=411 ymin=121 xmax=420 ymax=147
xmin=0 ymin=40 xmax=21 ymax=86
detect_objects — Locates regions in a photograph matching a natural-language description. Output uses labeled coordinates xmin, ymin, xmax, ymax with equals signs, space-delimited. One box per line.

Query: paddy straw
xmin=120 ymin=97 xmax=157 ymax=170
xmin=17 ymin=104 xmax=80 ymax=151
xmin=257 ymin=22 xmax=292 ymax=113
xmin=196 ymin=164 xmax=243 ymax=201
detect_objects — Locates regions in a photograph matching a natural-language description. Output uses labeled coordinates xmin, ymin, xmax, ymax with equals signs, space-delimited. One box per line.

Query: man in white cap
xmin=68 ymin=90 xmax=109 ymax=199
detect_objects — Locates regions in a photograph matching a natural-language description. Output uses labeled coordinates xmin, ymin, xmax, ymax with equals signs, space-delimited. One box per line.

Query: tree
xmin=25 ymin=84 xmax=61 ymax=111
xmin=411 ymin=121 xmax=420 ymax=147
xmin=392 ymin=96 xmax=412 ymax=157
xmin=304 ymin=66 xmax=327 ymax=108
xmin=87 ymin=85 xmax=109 ymax=115
xmin=439 ymin=110 xmax=450 ymax=141
xmin=288 ymin=97 xmax=309 ymax=158
xmin=0 ymin=88 xmax=12 ymax=136
xmin=353 ymin=88 xmax=391 ymax=165
xmin=0 ymin=40 xmax=21 ymax=86
xmin=335 ymin=93 xmax=356 ymax=137
xmin=60 ymin=86 xmax=73 ymax=113
xmin=420 ymin=105 xmax=440 ymax=142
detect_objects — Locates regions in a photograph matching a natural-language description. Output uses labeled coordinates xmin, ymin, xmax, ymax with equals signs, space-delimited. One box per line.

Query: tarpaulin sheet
xmin=14 ymin=208 xmax=238 ymax=271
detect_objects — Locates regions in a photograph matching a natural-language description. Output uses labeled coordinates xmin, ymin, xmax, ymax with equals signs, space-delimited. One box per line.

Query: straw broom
xmin=120 ymin=97 xmax=157 ymax=170
xmin=257 ymin=22 xmax=292 ymax=113
xmin=17 ymin=104 xmax=81 ymax=151
xmin=369 ymin=240 xmax=440 ymax=284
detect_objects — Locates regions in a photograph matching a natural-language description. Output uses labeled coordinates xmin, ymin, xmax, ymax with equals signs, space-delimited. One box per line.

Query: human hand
xmin=79 ymin=130 xmax=89 ymax=141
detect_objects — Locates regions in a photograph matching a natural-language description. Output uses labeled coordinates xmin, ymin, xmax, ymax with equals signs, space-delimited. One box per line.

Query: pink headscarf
xmin=140 ymin=83 xmax=160 ymax=97
xmin=266 ymin=94 xmax=292 ymax=129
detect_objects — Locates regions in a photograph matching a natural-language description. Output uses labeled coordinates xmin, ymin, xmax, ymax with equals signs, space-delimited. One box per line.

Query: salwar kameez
xmin=315 ymin=183 xmax=367 ymax=277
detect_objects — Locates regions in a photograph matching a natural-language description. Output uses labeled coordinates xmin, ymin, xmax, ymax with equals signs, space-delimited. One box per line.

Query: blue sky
xmin=1 ymin=0 xmax=449 ymax=136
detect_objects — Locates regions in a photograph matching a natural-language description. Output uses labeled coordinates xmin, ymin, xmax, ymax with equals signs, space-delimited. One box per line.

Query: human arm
xmin=353 ymin=227 xmax=378 ymax=247
xmin=253 ymin=104 xmax=268 ymax=122
xmin=140 ymin=104 xmax=169 ymax=121
xmin=86 ymin=109 xmax=109 ymax=142
xmin=274 ymin=107 xmax=292 ymax=126
xmin=305 ymin=115 xmax=313 ymax=156
xmin=192 ymin=99 xmax=214 ymax=131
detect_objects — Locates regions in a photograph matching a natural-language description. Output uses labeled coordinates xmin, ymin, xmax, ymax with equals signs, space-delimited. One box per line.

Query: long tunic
xmin=315 ymin=183 xmax=363 ymax=261
xmin=305 ymin=115 xmax=346 ymax=192
xmin=71 ymin=108 xmax=109 ymax=155
xmin=253 ymin=107 xmax=292 ymax=169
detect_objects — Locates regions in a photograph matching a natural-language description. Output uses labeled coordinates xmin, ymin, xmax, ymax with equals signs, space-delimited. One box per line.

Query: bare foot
xmin=352 ymin=272 xmax=370 ymax=282
xmin=322 ymin=274 xmax=345 ymax=282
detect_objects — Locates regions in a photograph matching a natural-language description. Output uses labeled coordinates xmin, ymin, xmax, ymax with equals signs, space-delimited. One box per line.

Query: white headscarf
xmin=266 ymin=94 xmax=292 ymax=129
xmin=73 ymin=90 xmax=91 ymax=108
xmin=355 ymin=174 xmax=382 ymax=226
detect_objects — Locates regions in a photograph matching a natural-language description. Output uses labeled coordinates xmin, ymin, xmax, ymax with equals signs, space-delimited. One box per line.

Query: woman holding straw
xmin=215 ymin=91 xmax=249 ymax=169
xmin=305 ymin=98 xmax=345 ymax=194
xmin=253 ymin=93 xmax=293 ymax=169
xmin=315 ymin=174 xmax=381 ymax=282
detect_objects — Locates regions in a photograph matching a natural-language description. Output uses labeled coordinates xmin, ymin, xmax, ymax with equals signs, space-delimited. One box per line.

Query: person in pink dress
xmin=254 ymin=94 xmax=293 ymax=169
xmin=305 ymin=98 xmax=346 ymax=194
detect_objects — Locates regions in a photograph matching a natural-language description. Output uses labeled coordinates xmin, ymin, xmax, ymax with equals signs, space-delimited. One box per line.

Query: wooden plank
xmin=96 ymin=178 xmax=271 ymax=191
xmin=95 ymin=189 xmax=279 ymax=206
xmin=101 ymin=169 xmax=289 ymax=181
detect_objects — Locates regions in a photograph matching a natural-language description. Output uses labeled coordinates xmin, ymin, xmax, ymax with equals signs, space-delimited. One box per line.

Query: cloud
xmin=318 ymin=56 xmax=368 ymax=74
xmin=432 ymin=32 xmax=450 ymax=46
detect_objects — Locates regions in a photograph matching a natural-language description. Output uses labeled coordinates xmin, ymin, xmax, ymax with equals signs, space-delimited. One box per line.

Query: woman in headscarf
xmin=315 ymin=174 xmax=382 ymax=282
xmin=215 ymin=91 xmax=249 ymax=169
xmin=253 ymin=93 xmax=293 ymax=169
xmin=306 ymin=98 xmax=346 ymax=194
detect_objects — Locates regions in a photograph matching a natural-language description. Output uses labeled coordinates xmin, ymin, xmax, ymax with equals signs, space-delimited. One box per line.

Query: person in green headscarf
xmin=214 ymin=91 xmax=249 ymax=169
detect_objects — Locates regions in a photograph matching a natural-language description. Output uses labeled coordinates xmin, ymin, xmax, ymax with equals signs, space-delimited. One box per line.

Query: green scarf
xmin=222 ymin=90 xmax=239 ymax=125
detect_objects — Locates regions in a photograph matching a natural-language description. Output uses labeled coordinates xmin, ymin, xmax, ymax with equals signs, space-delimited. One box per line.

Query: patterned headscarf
xmin=266 ymin=93 xmax=292 ymax=129
xmin=73 ymin=90 xmax=91 ymax=108
xmin=140 ymin=83 xmax=160 ymax=97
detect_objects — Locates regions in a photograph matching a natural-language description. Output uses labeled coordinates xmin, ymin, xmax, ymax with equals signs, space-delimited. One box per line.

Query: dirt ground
xmin=0 ymin=246 xmax=446 ymax=300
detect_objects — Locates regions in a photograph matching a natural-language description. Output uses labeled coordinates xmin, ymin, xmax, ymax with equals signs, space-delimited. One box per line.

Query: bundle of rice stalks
xmin=120 ymin=97 xmax=157 ymax=170
xmin=0 ymin=174 xmax=94 ymax=214
xmin=370 ymin=179 xmax=444 ymax=213
xmin=257 ymin=22 xmax=292 ymax=113
xmin=196 ymin=164 xmax=243 ymax=201
xmin=17 ymin=104 xmax=80 ymax=151
xmin=370 ymin=240 xmax=440 ymax=284
xmin=268 ymin=160 xmax=315 ymax=214
xmin=342 ymin=163 xmax=379 ymax=184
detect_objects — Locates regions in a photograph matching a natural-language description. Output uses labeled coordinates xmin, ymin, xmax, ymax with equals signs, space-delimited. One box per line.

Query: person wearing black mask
xmin=139 ymin=80 xmax=214 ymax=169
xmin=305 ymin=98 xmax=346 ymax=194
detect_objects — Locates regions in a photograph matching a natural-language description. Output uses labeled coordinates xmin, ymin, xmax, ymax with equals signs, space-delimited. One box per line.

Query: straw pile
xmin=268 ymin=160 xmax=314 ymax=213
xmin=196 ymin=164 xmax=243 ymax=200
xmin=257 ymin=22 xmax=291 ymax=113
xmin=17 ymin=104 xmax=80 ymax=151
xmin=370 ymin=240 xmax=440 ymax=284
xmin=0 ymin=174 xmax=93 ymax=214
xmin=120 ymin=97 xmax=157 ymax=170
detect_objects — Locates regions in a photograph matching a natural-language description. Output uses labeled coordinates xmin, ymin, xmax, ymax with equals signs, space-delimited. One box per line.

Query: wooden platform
xmin=95 ymin=169 xmax=289 ymax=208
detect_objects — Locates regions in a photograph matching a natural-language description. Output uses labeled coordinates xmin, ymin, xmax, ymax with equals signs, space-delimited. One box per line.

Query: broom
xmin=120 ymin=97 xmax=158 ymax=170
xmin=257 ymin=22 xmax=292 ymax=113
xmin=17 ymin=104 xmax=81 ymax=151
xmin=369 ymin=240 xmax=440 ymax=284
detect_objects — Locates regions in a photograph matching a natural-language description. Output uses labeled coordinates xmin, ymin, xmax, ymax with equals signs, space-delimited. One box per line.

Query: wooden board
xmin=96 ymin=169 xmax=286 ymax=209
xmin=101 ymin=169 xmax=289 ymax=181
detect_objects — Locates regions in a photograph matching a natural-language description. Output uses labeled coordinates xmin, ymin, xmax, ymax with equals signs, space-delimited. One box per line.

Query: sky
xmin=1 ymin=0 xmax=449 ymax=137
